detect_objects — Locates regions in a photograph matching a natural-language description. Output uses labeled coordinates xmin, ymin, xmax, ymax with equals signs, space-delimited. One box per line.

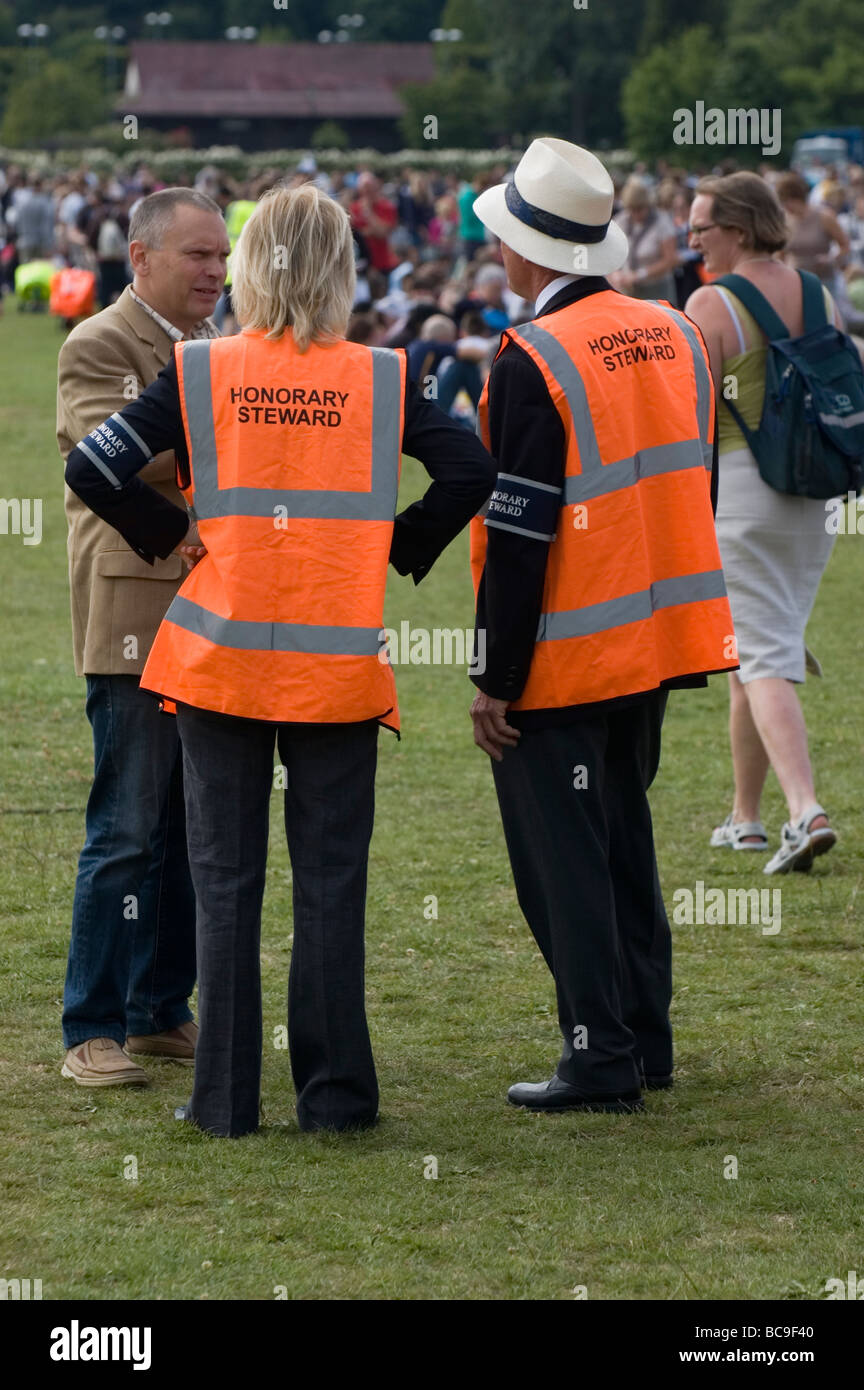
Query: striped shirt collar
xmin=128 ymin=286 xmax=218 ymax=341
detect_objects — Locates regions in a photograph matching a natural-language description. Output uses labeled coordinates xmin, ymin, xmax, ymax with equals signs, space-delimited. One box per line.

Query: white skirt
xmin=714 ymin=446 xmax=836 ymax=683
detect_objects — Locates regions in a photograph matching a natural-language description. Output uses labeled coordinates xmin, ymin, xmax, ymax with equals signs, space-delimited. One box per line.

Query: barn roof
xmin=120 ymin=41 xmax=436 ymax=119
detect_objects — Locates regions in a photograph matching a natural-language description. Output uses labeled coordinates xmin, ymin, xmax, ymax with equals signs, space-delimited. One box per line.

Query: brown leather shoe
xmin=125 ymin=1021 xmax=198 ymax=1060
xmin=61 ymin=1038 xmax=149 ymax=1087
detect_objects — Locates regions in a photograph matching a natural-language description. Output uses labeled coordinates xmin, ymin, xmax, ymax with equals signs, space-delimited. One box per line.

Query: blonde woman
xmin=685 ymin=172 xmax=840 ymax=874
xmin=64 ymin=184 xmax=496 ymax=1137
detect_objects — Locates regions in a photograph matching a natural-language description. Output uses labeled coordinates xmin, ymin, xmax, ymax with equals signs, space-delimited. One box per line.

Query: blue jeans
xmin=63 ymin=676 xmax=197 ymax=1048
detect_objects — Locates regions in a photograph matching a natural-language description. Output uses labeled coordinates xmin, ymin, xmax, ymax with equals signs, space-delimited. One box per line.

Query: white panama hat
xmin=473 ymin=137 xmax=628 ymax=277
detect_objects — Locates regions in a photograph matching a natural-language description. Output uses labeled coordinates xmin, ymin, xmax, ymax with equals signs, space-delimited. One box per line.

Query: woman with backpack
xmin=685 ymin=172 xmax=845 ymax=875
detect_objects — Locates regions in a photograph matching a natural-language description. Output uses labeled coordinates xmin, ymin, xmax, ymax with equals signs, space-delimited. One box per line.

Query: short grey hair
xmin=474 ymin=264 xmax=507 ymax=287
xmin=128 ymin=187 xmax=223 ymax=249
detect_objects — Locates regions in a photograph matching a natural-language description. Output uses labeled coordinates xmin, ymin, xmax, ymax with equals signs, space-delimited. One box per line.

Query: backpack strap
xmin=714 ymin=273 xmax=789 ymax=341
xmin=799 ymin=269 xmax=829 ymax=332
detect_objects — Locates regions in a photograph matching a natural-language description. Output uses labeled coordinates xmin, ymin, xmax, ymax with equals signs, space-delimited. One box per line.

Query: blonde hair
xmin=231 ymin=183 xmax=356 ymax=352
xmin=620 ymin=177 xmax=653 ymax=212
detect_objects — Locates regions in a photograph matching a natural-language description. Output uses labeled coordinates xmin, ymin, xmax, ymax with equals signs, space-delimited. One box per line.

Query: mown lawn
xmin=0 ymin=303 xmax=862 ymax=1301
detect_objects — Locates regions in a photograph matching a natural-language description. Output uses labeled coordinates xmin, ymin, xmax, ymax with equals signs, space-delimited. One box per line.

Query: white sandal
xmin=764 ymin=803 xmax=837 ymax=876
xmin=710 ymin=813 xmax=769 ymax=850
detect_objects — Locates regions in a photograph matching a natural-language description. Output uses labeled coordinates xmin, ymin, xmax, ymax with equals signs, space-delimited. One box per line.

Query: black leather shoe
xmin=643 ymin=1074 xmax=673 ymax=1090
xmin=507 ymin=1075 xmax=644 ymax=1113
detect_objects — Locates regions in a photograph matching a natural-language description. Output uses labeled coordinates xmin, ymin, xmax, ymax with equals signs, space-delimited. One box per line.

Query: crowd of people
xmin=4 ymin=151 xmax=864 ymax=423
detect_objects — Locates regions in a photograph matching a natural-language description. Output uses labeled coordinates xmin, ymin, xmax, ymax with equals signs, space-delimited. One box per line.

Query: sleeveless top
xmin=713 ymin=283 xmax=834 ymax=455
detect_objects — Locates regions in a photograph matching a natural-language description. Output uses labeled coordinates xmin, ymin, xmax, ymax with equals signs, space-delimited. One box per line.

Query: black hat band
xmin=505 ymin=181 xmax=610 ymax=244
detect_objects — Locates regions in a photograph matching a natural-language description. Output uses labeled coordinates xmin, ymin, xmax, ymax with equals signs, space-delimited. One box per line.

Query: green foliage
xmin=440 ymin=0 xmax=487 ymax=44
xmin=0 ymin=59 xmax=107 ymax=146
xmin=0 ymin=1 xmax=14 ymax=46
xmin=639 ymin=0 xmax=723 ymax=52
xmin=83 ymin=122 xmax=170 ymax=156
xmin=399 ymin=62 xmax=507 ymax=149
xmin=0 ymin=0 xmax=860 ymax=158
xmin=255 ymin=24 xmax=295 ymax=45
xmin=407 ymin=0 xmax=646 ymax=149
xmin=310 ymin=120 xmax=350 ymax=150
xmin=0 ymin=141 xmax=525 ymax=180
xmin=348 ymin=0 xmax=443 ymax=42
xmin=624 ymin=0 xmax=864 ymax=162
xmin=0 ymin=42 xmax=24 ymax=114
xmin=621 ymin=25 xmax=716 ymax=164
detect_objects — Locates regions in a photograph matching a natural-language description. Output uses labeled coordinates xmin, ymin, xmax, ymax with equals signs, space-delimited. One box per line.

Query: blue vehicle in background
xmin=792 ymin=128 xmax=864 ymax=184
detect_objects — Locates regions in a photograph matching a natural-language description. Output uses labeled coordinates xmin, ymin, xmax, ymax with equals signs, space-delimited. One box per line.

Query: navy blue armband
xmin=75 ymin=412 xmax=154 ymax=489
xmin=483 ymin=472 xmax=561 ymax=541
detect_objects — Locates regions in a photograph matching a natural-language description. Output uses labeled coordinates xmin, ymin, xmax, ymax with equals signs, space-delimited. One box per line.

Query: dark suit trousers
xmin=491 ymin=689 xmax=672 ymax=1096
xmin=175 ymin=703 xmax=380 ymax=1137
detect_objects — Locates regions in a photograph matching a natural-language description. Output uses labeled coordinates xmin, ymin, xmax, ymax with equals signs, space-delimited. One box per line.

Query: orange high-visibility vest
xmin=470 ymin=292 xmax=737 ymax=709
xmin=140 ymin=330 xmax=406 ymax=728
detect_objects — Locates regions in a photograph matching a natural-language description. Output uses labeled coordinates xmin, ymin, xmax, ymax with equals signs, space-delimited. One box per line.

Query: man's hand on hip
xmin=470 ymin=691 xmax=521 ymax=762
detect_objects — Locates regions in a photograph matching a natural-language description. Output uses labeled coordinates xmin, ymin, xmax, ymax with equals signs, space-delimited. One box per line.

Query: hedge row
xmin=0 ymin=143 xmax=634 ymax=179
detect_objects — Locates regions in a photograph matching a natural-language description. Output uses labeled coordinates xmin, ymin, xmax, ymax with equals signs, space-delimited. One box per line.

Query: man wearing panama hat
xmin=468 ymin=139 xmax=737 ymax=1114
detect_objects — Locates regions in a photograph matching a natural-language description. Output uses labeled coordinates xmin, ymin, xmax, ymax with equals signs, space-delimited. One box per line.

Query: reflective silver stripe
xmin=179 ymin=339 xmax=402 ymax=522
xmin=179 ymin=340 xmax=218 ymax=516
xmin=485 ymin=518 xmax=556 ymax=542
xmin=496 ymin=470 xmax=562 ymax=495
xmin=652 ymin=303 xmax=714 ymax=470
xmin=563 ymin=437 xmax=704 ymax=505
xmin=516 ymin=319 xmax=711 ymax=507
xmin=515 ymin=321 xmax=603 ymax=476
xmin=108 ymin=412 xmax=153 ymax=461
xmin=77 ymin=440 xmax=122 ymax=489
xmin=369 ymin=345 xmax=403 ymax=511
xmin=537 ymin=569 xmax=727 ymax=642
xmin=163 ymin=594 xmax=383 ymax=656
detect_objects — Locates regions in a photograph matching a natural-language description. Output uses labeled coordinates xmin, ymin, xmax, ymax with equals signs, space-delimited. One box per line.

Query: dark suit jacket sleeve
xmin=388 ymin=374 xmax=497 ymax=582
xmin=66 ymin=355 xmax=497 ymax=574
xmin=470 ymin=341 xmax=564 ymax=699
xmin=64 ymin=355 xmax=190 ymax=565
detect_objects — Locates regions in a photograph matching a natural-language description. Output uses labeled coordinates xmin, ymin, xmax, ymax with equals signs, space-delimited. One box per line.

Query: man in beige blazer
xmin=57 ymin=187 xmax=229 ymax=1085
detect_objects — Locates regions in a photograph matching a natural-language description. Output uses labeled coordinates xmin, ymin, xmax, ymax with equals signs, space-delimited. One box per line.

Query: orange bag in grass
xmin=50 ymin=267 xmax=96 ymax=320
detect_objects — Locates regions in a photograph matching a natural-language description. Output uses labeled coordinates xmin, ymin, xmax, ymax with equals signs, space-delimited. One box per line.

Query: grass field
xmin=1 ymin=302 xmax=862 ymax=1302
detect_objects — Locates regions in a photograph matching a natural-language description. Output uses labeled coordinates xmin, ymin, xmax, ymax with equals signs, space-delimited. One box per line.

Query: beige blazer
xmin=57 ymin=287 xmax=214 ymax=676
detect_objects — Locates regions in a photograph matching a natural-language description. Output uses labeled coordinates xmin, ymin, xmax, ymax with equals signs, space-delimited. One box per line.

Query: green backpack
xmin=716 ymin=269 xmax=864 ymax=499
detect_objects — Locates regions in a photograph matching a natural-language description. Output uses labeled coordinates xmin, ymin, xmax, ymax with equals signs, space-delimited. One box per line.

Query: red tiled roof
xmin=119 ymin=41 xmax=435 ymax=119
